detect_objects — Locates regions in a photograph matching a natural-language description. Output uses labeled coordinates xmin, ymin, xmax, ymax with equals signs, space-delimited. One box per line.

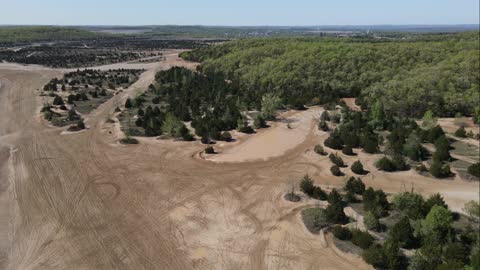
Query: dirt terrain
xmin=0 ymin=51 xmax=477 ymax=270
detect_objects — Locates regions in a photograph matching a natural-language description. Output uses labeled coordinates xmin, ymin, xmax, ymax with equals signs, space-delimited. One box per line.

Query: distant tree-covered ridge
xmin=181 ymin=32 xmax=479 ymax=117
xmin=0 ymin=26 xmax=99 ymax=43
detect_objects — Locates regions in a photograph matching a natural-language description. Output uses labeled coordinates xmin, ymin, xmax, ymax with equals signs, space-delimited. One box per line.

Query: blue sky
xmin=1 ymin=0 xmax=479 ymax=25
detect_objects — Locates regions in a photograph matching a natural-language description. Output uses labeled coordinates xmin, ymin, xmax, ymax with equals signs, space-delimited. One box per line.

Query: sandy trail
xmin=0 ymin=52 xmax=477 ymax=270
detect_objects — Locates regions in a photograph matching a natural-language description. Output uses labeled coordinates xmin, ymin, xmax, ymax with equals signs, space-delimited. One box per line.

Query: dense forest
xmin=181 ymin=32 xmax=479 ymax=118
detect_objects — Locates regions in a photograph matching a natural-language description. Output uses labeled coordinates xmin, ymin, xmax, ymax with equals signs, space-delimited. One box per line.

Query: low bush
xmin=351 ymin=160 xmax=365 ymax=174
xmin=329 ymin=153 xmax=346 ymax=167
xmin=204 ymin=146 xmax=215 ymax=154
xmin=300 ymin=175 xmax=314 ymax=196
xmin=364 ymin=211 xmax=381 ymax=231
xmin=330 ymin=165 xmax=342 ymax=176
xmin=318 ymin=121 xmax=329 ymax=131
xmin=312 ymin=186 xmax=327 ymax=200
xmin=342 ymin=145 xmax=355 ymax=156
xmin=467 ymin=163 xmax=480 ymax=178
xmin=314 ymin=144 xmax=327 ymax=155
xmin=375 ymin=156 xmax=395 ymax=171
xmin=454 ymin=126 xmax=467 ymax=138
xmin=119 ymin=137 xmax=139 ymax=144
xmin=220 ymin=131 xmax=232 ymax=142
xmin=332 ymin=226 xmax=352 ymax=240
xmin=429 ymin=161 xmax=452 ymax=178
xmin=238 ymin=125 xmax=255 ymax=134
xmin=302 ymin=208 xmax=328 ymax=234
xmin=351 ymin=229 xmax=375 ymax=249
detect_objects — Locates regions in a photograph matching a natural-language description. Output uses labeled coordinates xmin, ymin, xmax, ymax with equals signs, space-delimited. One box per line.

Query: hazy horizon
xmin=1 ymin=0 xmax=479 ymax=26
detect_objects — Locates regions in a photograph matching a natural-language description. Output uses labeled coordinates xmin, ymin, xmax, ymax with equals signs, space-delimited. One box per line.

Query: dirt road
xmin=0 ymin=51 xmax=476 ymax=270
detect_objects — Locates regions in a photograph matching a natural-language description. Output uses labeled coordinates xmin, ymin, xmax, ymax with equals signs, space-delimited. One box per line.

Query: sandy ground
xmin=207 ymin=108 xmax=323 ymax=163
xmin=0 ymin=52 xmax=477 ymax=270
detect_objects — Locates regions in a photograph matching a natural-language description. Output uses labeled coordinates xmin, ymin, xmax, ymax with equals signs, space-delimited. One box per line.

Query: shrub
xmin=363 ymin=188 xmax=389 ymax=217
xmin=342 ymin=145 xmax=354 ymax=156
xmin=201 ymin=136 xmax=210 ymax=144
xmin=119 ymin=137 xmax=139 ymax=144
xmin=220 ymin=131 xmax=232 ymax=142
xmin=331 ymin=114 xmax=341 ymax=123
xmin=391 ymin=155 xmax=408 ymax=171
xmin=254 ymin=115 xmax=267 ymax=129
xmin=329 ymin=153 xmax=345 ymax=167
xmin=433 ymin=135 xmax=451 ymax=162
xmin=463 ymin=200 xmax=480 ymax=221
xmin=312 ymin=186 xmax=327 ymax=200
xmin=362 ymin=138 xmax=379 ymax=153
xmin=76 ymin=120 xmax=85 ymax=130
xmin=424 ymin=193 xmax=447 ymax=215
xmin=182 ymin=132 xmax=195 ymax=141
xmin=314 ymin=144 xmax=327 ymax=155
xmin=454 ymin=126 xmax=467 ymax=138
xmin=429 ymin=161 xmax=452 ymax=178
xmin=392 ymin=192 xmax=425 ymax=220
xmin=300 ymin=175 xmax=314 ymax=196
xmin=351 ymin=229 xmax=375 ymax=249
xmin=388 ymin=216 xmax=415 ymax=248
xmin=124 ymin=97 xmax=133 ymax=108
xmin=320 ymin=111 xmax=330 ymax=121
xmin=239 ymin=125 xmax=255 ymax=134
xmin=325 ymin=202 xmax=348 ymax=224
xmin=344 ymin=190 xmax=359 ymax=203
xmin=324 ymin=187 xmax=339 ymax=202
xmin=467 ymin=163 xmax=480 ymax=178
xmin=318 ymin=121 xmax=329 ymax=131
xmin=425 ymin=125 xmax=445 ymax=143
xmin=67 ymin=108 xmax=80 ymax=121
xmin=362 ymin=244 xmax=385 ymax=268
xmin=363 ymin=240 xmax=403 ymax=270
xmin=330 ymin=165 xmax=342 ymax=176
xmin=332 ymin=226 xmax=352 ymax=240
xmin=135 ymin=118 xmax=143 ymax=127
xmin=284 ymin=192 xmax=301 ymax=202
xmin=351 ymin=161 xmax=365 ymax=175
xmin=375 ymin=156 xmax=396 ymax=172
xmin=364 ymin=211 xmax=380 ymax=231
xmin=204 ymin=146 xmax=215 ymax=154
xmin=53 ymin=95 xmax=64 ymax=105
xmin=302 ymin=208 xmax=328 ymax=234
xmin=324 ymin=131 xmax=344 ymax=150
xmin=345 ymin=177 xmax=365 ymax=195
xmin=422 ymin=205 xmax=453 ymax=242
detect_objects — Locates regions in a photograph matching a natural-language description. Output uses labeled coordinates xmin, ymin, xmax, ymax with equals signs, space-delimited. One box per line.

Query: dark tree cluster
xmin=152 ymin=67 xmax=247 ymax=142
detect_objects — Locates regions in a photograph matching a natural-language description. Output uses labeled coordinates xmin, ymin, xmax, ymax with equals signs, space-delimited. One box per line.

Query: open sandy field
xmin=0 ymin=52 xmax=478 ymax=270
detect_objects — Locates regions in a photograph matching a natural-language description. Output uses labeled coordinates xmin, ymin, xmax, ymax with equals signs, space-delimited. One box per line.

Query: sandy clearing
xmin=0 ymin=51 xmax=477 ymax=270
xmin=206 ymin=107 xmax=323 ymax=163
xmin=0 ymin=54 xmax=371 ymax=270
xmin=341 ymin=98 xmax=361 ymax=112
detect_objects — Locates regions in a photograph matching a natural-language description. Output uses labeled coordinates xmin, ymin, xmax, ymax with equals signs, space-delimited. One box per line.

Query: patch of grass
xmin=451 ymin=140 xmax=480 ymax=162
xmin=301 ymin=207 xmax=329 ymax=234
